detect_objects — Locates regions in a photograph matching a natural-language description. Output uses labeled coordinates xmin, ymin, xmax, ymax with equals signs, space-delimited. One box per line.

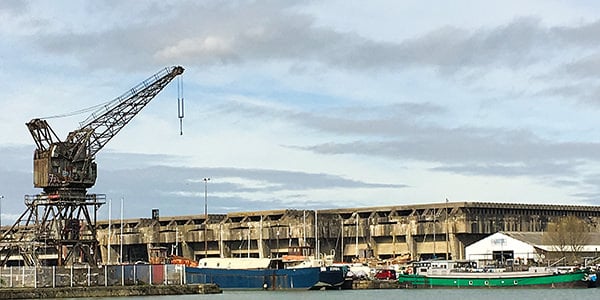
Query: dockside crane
xmin=0 ymin=66 xmax=184 ymax=266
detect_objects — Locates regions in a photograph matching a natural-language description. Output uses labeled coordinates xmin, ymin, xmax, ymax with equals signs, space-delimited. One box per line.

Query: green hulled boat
xmin=398 ymin=260 xmax=588 ymax=288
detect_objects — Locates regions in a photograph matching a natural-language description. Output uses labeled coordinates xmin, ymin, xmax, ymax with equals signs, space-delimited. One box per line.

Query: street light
xmin=203 ymin=177 xmax=210 ymax=258
xmin=445 ymin=198 xmax=450 ymax=260
xmin=0 ymin=195 xmax=4 ymax=228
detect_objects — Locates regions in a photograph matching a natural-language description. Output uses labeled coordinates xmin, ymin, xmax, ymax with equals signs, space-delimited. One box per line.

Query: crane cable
xmin=38 ymin=69 xmax=185 ymax=136
xmin=39 ymin=98 xmax=119 ymax=120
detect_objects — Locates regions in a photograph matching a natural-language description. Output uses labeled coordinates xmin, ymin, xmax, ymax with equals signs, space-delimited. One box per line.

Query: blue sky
xmin=2 ymin=0 xmax=600 ymax=223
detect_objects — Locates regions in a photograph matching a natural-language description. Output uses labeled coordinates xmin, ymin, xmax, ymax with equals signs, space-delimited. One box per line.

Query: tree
xmin=543 ymin=215 xmax=590 ymax=264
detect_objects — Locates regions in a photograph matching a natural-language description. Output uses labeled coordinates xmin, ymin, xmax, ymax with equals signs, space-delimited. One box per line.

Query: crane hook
xmin=177 ymin=75 xmax=184 ymax=135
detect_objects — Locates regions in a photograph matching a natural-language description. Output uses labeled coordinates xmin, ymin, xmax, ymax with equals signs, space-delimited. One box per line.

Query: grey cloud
xmin=0 ymin=146 xmax=405 ymax=219
xmin=553 ymin=19 xmax=600 ymax=48
xmin=0 ymin=146 xmax=40 ymax=220
xmin=366 ymin=18 xmax=551 ymax=73
xmin=299 ymin=135 xmax=600 ymax=169
xmin=431 ymin=161 xmax=581 ymax=178
xmin=531 ymin=21 xmax=600 ymax=97
xmin=533 ymin=82 xmax=600 ymax=105
xmin=26 ymin=2 xmax=599 ymax=75
xmin=563 ymin=53 xmax=600 ymax=79
xmin=219 ymin=99 xmax=600 ymax=179
xmin=0 ymin=167 xmax=35 ymax=223
xmin=0 ymin=0 xmax=28 ymax=15
xmin=228 ymin=100 xmax=447 ymax=137
xmin=97 ymin=164 xmax=405 ymax=193
xmin=564 ymin=173 xmax=600 ymax=206
xmin=0 ymin=145 xmax=35 ymax=171
xmin=37 ymin=29 xmax=166 ymax=72
xmin=97 ymin=151 xmax=182 ymax=170
xmin=92 ymin=164 xmax=405 ymax=217
xmin=0 ymin=146 xmax=406 ymax=222
xmin=570 ymin=191 xmax=600 ymax=206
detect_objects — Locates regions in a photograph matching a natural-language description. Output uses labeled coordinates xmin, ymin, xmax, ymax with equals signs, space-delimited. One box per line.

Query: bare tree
xmin=544 ymin=220 xmax=569 ymax=262
xmin=544 ymin=215 xmax=590 ymax=264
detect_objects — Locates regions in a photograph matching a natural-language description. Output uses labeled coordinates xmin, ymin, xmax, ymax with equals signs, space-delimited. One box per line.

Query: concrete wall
xmin=93 ymin=202 xmax=600 ymax=264
xmin=4 ymin=201 xmax=599 ymax=266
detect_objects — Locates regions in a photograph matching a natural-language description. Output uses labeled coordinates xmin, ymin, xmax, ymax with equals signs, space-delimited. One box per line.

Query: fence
xmin=0 ymin=264 xmax=185 ymax=288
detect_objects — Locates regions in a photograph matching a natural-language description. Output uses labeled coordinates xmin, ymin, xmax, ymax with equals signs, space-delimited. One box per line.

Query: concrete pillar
xmin=181 ymin=241 xmax=193 ymax=259
xmin=106 ymin=245 xmax=118 ymax=264
xmin=407 ymin=221 xmax=417 ymax=260
xmin=369 ymin=224 xmax=378 ymax=258
xmin=99 ymin=244 xmax=108 ymax=264
xmin=259 ymin=239 xmax=270 ymax=258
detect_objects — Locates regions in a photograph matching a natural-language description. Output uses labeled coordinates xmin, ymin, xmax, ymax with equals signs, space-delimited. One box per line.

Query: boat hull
xmin=186 ymin=266 xmax=344 ymax=290
xmin=398 ymin=271 xmax=588 ymax=288
xmin=309 ymin=266 xmax=347 ymax=290
xmin=586 ymin=271 xmax=599 ymax=288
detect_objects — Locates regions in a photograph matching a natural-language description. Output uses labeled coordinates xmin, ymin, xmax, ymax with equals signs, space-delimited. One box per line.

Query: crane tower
xmin=0 ymin=66 xmax=184 ymax=266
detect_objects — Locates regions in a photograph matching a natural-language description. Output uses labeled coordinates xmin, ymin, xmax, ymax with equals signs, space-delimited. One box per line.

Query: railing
xmin=0 ymin=264 xmax=185 ymax=288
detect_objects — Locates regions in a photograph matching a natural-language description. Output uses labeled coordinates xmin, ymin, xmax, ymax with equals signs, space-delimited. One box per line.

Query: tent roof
xmin=502 ymin=231 xmax=600 ymax=248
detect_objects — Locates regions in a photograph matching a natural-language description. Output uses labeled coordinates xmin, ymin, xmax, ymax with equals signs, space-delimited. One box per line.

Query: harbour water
xmin=85 ymin=288 xmax=597 ymax=300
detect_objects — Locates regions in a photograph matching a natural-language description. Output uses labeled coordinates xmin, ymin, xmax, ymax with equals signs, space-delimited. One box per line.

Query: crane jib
xmin=78 ymin=66 xmax=184 ymax=129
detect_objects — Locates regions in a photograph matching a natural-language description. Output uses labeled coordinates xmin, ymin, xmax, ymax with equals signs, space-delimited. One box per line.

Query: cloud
xmin=553 ymin=19 xmax=600 ymax=48
xmin=533 ymin=82 xmax=600 ymax=106
xmin=431 ymin=161 xmax=581 ymax=178
xmin=0 ymin=146 xmax=39 ymax=220
xmin=0 ymin=0 xmax=27 ymax=15
xmin=155 ymin=36 xmax=237 ymax=63
xmin=0 ymin=146 xmax=406 ymax=220
xmin=562 ymin=53 xmax=600 ymax=79
xmin=225 ymin=99 xmax=447 ymax=137
xmin=300 ymin=134 xmax=600 ymax=166
xmin=0 ymin=145 xmax=35 ymax=171
xmin=217 ymin=98 xmax=600 ymax=178
xmin=93 ymin=163 xmax=406 ymax=217
xmin=23 ymin=2 xmax=593 ymax=76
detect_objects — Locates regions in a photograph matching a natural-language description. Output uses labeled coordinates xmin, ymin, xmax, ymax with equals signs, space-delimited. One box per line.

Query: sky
xmin=2 ymin=0 xmax=600 ymax=223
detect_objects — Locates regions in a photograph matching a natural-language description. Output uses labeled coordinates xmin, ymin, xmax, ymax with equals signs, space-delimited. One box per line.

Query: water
xmin=82 ymin=288 xmax=597 ymax=300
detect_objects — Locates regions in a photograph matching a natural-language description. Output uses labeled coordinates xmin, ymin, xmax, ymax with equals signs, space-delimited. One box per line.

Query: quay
xmin=0 ymin=264 xmax=220 ymax=298
xmin=0 ymin=284 xmax=221 ymax=299
xmin=352 ymin=280 xmax=401 ymax=289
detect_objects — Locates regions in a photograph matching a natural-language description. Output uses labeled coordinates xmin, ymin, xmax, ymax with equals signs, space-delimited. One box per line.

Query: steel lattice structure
xmin=0 ymin=66 xmax=184 ymax=266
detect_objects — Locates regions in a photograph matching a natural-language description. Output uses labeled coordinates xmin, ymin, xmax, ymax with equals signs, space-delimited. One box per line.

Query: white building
xmin=465 ymin=232 xmax=600 ymax=265
xmin=465 ymin=232 xmax=539 ymax=264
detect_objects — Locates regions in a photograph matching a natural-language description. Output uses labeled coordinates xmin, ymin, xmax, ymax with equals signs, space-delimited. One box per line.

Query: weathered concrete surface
xmin=94 ymin=202 xmax=599 ymax=263
xmin=0 ymin=284 xmax=221 ymax=299
xmin=5 ymin=201 xmax=600 ymax=265
xmin=352 ymin=280 xmax=401 ymax=289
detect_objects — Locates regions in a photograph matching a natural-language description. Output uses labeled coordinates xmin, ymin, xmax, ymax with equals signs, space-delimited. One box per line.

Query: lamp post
xmin=0 ymin=195 xmax=4 ymax=228
xmin=433 ymin=210 xmax=436 ymax=259
xmin=203 ymin=177 xmax=210 ymax=258
xmin=445 ymin=198 xmax=450 ymax=260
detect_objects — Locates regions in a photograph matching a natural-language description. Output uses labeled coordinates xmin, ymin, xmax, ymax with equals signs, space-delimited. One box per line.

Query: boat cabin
xmin=197 ymin=257 xmax=286 ymax=269
xmin=411 ymin=260 xmax=478 ymax=275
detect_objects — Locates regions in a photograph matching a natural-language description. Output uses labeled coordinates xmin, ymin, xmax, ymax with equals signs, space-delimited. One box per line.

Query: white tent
xmin=466 ymin=231 xmax=600 ymax=266
xmin=465 ymin=232 xmax=539 ymax=263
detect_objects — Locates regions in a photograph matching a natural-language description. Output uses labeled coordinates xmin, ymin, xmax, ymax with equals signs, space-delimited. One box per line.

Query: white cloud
xmin=155 ymin=36 xmax=236 ymax=62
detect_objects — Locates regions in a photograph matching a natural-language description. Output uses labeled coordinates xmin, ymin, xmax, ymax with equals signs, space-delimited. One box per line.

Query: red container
xmin=151 ymin=264 xmax=165 ymax=285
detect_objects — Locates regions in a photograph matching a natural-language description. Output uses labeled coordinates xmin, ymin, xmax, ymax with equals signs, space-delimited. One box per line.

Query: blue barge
xmin=185 ymin=258 xmax=346 ymax=290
